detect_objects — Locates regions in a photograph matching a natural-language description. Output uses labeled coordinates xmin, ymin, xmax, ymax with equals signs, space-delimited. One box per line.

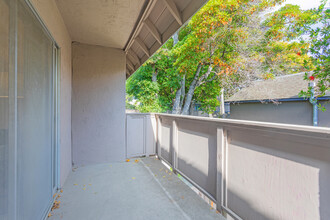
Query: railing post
xmin=149 ymin=114 xmax=157 ymax=156
xmin=172 ymin=119 xmax=178 ymax=169
xmin=156 ymin=115 xmax=161 ymax=157
xmin=216 ymin=127 xmax=227 ymax=216
xmin=143 ymin=115 xmax=147 ymax=156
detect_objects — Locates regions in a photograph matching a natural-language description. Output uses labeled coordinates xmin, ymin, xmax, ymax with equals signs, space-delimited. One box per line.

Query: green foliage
xmin=125 ymin=95 xmax=136 ymax=110
xmin=263 ymin=1 xmax=329 ymax=98
xmin=126 ymin=46 xmax=178 ymax=112
xmin=300 ymin=1 xmax=329 ymax=98
xmin=126 ymin=65 xmax=161 ymax=113
xmin=126 ymin=0 xmax=324 ymax=114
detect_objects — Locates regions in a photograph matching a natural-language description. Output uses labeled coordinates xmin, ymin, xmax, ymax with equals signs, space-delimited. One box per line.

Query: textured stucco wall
xmin=157 ymin=114 xmax=330 ymax=220
xmin=319 ymin=101 xmax=330 ymax=127
xmin=30 ymin=0 xmax=72 ymax=186
xmin=72 ymin=43 xmax=126 ymax=166
xmin=126 ymin=114 xmax=157 ymax=158
xmin=229 ymin=101 xmax=313 ymax=126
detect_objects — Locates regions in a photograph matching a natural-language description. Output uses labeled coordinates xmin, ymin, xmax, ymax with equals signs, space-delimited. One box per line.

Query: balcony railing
xmin=126 ymin=113 xmax=330 ymax=220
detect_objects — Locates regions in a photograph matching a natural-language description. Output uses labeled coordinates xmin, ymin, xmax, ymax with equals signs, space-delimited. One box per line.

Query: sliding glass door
xmin=0 ymin=0 xmax=58 ymax=219
xmin=0 ymin=0 xmax=10 ymax=219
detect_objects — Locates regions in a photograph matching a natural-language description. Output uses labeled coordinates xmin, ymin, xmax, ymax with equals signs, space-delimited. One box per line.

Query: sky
xmin=261 ymin=0 xmax=328 ymax=18
xmin=283 ymin=0 xmax=323 ymax=10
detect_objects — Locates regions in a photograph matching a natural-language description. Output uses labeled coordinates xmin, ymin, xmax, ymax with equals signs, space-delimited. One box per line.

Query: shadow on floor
xmin=48 ymin=157 xmax=225 ymax=220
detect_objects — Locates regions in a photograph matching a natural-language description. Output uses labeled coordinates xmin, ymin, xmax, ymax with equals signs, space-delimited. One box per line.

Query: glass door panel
xmin=0 ymin=0 xmax=10 ymax=218
xmin=16 ymin=0 xmax=55 ymax=219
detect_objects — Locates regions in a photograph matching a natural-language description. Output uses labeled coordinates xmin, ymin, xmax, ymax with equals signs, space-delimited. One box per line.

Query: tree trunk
xmin=219 ymin=88 xmax=225 ymax=117
xmin=179 ymin=74 xmax=185 ymax=110
xmin=152 ymin=69 xmax=157 ymax=82
xmin=181 ymin=64 xmax=202 ymax=115
xmin=171 ymin=31 xmax=181 ymax=114
xmin=196 ymin=65 xmax=213 ymax=87
xmin=172 ymin=31 xmax=179 ymax=46
xmin=172 ymin=84 xmax=182 ymax=114
xmin=190 ymin=100 xmax=195 ymax=115
xmin=172 ymin=75 xmax=185 ymax=114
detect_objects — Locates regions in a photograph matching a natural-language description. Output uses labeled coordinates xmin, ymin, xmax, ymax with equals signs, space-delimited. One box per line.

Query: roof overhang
xmin=55 ymin=0 xmax=208 ymax=78
xmin=124 ymin=0 xmax=208 ymax=78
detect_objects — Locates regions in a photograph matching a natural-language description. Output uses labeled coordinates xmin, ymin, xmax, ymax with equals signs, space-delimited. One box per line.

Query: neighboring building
xmin=225 ymin=73 xmax=330 ymax=127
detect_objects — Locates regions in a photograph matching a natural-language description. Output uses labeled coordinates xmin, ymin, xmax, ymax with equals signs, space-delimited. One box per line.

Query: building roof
xmin=226 ymin=73 xmax=330 ymax=103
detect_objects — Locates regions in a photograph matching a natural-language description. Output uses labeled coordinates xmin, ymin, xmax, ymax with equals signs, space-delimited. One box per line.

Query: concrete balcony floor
xmin=49 ymin=157 xmax=224 ymax=220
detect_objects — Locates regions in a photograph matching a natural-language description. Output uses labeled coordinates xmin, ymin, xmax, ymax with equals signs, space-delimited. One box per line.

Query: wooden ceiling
xmin=124 ymin=0 xmax=208 ymax=78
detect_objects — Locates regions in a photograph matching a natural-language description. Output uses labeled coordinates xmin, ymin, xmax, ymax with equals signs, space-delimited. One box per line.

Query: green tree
xmin=126 ymin=39 xmax=177 ymax=113
xmin=263 ymin=1 xmax=329 ymax=105
xmin=171 ymin=0 xmax=286 ymax=115
xmin=126 ymin=0 xmax=316 ymax=115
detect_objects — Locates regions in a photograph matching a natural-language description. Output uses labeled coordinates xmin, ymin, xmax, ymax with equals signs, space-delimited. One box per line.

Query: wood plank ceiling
xmin=124 ymin=0 xmax=208 ymax=78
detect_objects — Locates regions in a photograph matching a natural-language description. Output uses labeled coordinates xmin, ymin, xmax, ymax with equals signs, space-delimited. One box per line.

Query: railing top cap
xmin=126 ymin=113 xmax=330 ymax=136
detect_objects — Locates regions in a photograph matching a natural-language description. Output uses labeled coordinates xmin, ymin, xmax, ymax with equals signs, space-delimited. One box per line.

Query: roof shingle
xmin=226 ymin=73 xmax=329 ymax=102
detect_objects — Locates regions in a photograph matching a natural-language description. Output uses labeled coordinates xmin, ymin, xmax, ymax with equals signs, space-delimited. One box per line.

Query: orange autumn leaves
xmin=48 ymin=190 xmax=63 ymax=217
xmin=126 ymin=159 xmax=139 ymax=163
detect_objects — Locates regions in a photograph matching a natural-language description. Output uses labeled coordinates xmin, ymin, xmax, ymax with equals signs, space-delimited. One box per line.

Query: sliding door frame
xmin=8 ymin=0 xmax=18 ymax=219
xmin=7 ymin=0 xmax=61 ymax=219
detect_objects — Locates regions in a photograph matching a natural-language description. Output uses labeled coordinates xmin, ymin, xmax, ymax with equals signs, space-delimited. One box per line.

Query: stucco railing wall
xmin=126 ymin=113 xmax=156 ymax=158
xmin=126 ymin=113 xmax=330 ymax=220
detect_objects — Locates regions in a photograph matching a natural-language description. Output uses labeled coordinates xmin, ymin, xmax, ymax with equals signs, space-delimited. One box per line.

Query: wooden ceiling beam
xmin=124 ymin=0 xmax=158 ymax=52
xmin=135 ymin=37 xmax=150 ymax=57
xmin=126 ymin=58 xmax=135 ymax=72
xmin=144 ymin=18 xmax=162 ymax=45
xmin=126 ymin=69 xmax=131 ymax=77
xmin=162 ymin=0 xmax=182 ymax=25
xmin=127 ymin=49 xmax=140 ymax=66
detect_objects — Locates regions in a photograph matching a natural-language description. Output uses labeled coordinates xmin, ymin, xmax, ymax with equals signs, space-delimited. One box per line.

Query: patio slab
xmin=48 ymin=157 xmax=225 ymax=220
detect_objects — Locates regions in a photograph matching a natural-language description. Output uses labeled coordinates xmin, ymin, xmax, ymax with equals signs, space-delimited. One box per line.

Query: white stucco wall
xmin=72 ymin=43 xmax=126 ymax=166
xmin=30 ymin=0 xmax=72 ymax=186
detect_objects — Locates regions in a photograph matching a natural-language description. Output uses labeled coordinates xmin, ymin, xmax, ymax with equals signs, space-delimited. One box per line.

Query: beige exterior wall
xmin=30 ymin=0 xmax=72 ymax=186
xmin=319 ymin=101 xmax=330 ymax=127
xmin=229 ymin=101 xmax=313 ymax=126
xmin=126 ymin=114 xmax=156 ymax=158
xmin=72 ymin=43 xmax=126 ymax=166
xmin=154 ymin=114 xmax=330 ymax=220
xmin=26 ymin=0 xmax=131 ymax=183
xmin=229 ymin=101 xmax=330 ymax=127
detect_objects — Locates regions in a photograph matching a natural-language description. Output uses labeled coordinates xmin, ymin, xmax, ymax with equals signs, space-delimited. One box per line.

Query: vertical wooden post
xmin=150 ymin=114 xmax=157 ymax=156
xmin=216 ymin=127 xmax=227 ymax=216
xmin=172 ymin=120 xmax=178 ymax=169
xmin=143 ymin=115 xmax=147 ymax=156
xmin=219 ymin=88 xmax=225 ymax=117
xmin=156 ymin=115 xmax=161 ymax=157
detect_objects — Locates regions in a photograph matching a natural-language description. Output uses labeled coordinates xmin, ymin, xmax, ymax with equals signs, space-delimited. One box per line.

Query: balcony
xmin=48 ymin=157 xmax=224 ymax=220
xmin=2 ymin=0 xmax=330 ymax=220
xmin=47 ymin=113 xmax=330 ymax=220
